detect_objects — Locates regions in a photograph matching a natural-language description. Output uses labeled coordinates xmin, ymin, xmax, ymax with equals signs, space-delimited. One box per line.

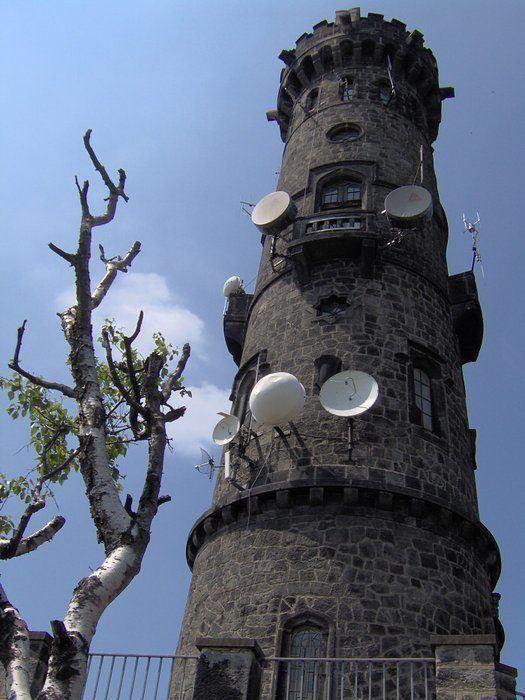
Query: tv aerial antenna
xmin=386 ymin=55 xmax=397 ymax=106
xmin=240 ymin=200 xmax=255 ymax=218
xmin=194 ymin=448 xmax=242 ymax=489
xmin=319 ymin=370 xmax=379 ymax=461
xmin=462 ymin=212 xmax=484 ymax=277
xmin=194 ymin=447 xmax=218 ymax=480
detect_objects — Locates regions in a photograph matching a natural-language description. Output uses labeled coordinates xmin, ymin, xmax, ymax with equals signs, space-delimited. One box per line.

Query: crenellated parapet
xmin=270 ymin=7 xmax=453 ymax=143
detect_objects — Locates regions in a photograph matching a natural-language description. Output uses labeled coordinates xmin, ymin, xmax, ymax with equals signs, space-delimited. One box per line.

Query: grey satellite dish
xmin=384 ymin=185 xmax=432 ymax=227
xmin=212 ymin=412 xmax=240 ymax=445
xmin=320 ymin=370 xmax=379 ymax=417
xmin=251 ymin=191 xmax=297 ymax=236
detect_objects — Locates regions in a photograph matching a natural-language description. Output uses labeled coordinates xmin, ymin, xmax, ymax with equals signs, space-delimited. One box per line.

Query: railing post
xmin=193 ymin=637 xmax=264 ymax=700
xmin=431 ymin=634 xmax=517 ymax=699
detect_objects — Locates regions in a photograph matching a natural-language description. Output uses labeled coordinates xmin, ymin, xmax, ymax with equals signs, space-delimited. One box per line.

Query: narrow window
xmin=314 ymin=355 xmax=342 ymax=392
xmin=320 ymin=180 xmax=362 ymax=210
xmin=413 ymin=368 xmax=432 ymax=430
xmin=278 ymin=624 xmax=327 ymax=700
xmin=305 ymin=88 xmax=319 ymax=112
xmin=344 ymin=183 xmax=361 ymax=202
xmin=379 ymin=83 xmax=391 ymax=105
xmin=340 ymin=77 xmax=354 ymax=101
xmin=321 ymin=185 xmax=339 ymax=206
xmin=235 ymin=371 xmax=256 ymax=428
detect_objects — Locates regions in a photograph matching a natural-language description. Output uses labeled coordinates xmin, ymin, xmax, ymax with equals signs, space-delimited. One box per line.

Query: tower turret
xmin=176 ymin=7 xmax=507 ymax=691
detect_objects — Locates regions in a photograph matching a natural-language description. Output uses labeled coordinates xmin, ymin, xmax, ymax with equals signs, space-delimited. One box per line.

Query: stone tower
xmin=176 ymin=7 xmax=515 ymax=697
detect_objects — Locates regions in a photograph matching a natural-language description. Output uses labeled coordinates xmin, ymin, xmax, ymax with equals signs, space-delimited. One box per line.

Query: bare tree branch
xmin=163 ymin=406 xmax=186 ymax=423
xmin=91 ymin=241 xmax=141 ymax=309
xmin=8 ymin=321 xmax=76 ymax=398
xmin=48 ymin=242 xmax=76 ymax=265
xmin=101 ymin=329 xmax=148 ymax=418
xmin=121 ymin=311 xmax=145 ymax=438
xmin=75 ymin=175 xmax=91 ymax=217
xmin=82 ymin=129 xmax=129 ymax=227
xmin=162 ymin=343 xmax=191 ymax=401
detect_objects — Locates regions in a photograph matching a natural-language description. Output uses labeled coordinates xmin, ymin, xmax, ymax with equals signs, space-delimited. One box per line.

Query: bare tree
xmin=0 ymin=131 xmax=190 ymax=699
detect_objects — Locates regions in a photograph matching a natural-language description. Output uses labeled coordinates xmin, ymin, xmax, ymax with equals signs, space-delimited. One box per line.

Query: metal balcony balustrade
xmin=82 ymin=654 xmax=197 ymax=700
xmin=269 ymin=657 xmax=435 ymax=700
xmin=291 ymin=212 xmax=379 ymax=242
xmin=82 ymin=654 xmax=442 ymax=700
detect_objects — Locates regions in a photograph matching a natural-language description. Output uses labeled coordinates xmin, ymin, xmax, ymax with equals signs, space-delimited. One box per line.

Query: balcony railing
xmin=268 ymin=657 xmax=435 ymax=700
xmin=83 ymin=654 xmax=197 ymax=700
xmin=81 ymin=653 xmax=521 ymax=699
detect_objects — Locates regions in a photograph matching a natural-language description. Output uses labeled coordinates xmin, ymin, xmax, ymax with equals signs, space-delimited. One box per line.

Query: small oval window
xmin=327 ymin=124 xmax=361 ymax=143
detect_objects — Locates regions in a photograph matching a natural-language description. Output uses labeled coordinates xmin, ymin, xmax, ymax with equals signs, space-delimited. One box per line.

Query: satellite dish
xmin=223 ymin=276 xmax=244 ymax=297
xmin=249 ymin=372 xmax=306 ymax=426
xmin=251 ymin=191 xmax=297 ymax=236
xmin=320 ymin=370 xmax=379 ymax=417
xmin=212 ymin=412 xmax=240 ymax=445
xmin=384 ymin=185 xmax=432 ymax=227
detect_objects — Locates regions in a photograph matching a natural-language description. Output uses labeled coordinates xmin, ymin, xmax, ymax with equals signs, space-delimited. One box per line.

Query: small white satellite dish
xmin=384 ymin=185 xmax=432 ymax=227
xmin=249 ymin=372 xmax=306 ymax=426
xmin=223 ymin=276 xmax=244 ymax=297
xmin=320 ymin=370 xmax=379 ymax=417
xmin=222 ymin=275 xmax=244 ymax=298
xmin=212 ymin=412 xmax=240 ymax=445
xmin=251 ymin=191 xmax=297 ymax=236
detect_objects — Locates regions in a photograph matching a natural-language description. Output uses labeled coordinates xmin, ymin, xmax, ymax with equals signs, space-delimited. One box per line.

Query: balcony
xmin=287 ymin=213 xmax=378 ymax=283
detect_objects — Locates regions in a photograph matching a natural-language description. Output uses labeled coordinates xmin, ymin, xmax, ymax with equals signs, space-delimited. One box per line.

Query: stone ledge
xmin=186 ymin=481 xmax=501 ymax=589
xmin=196 ymin=638 xmax=265 ymax=662
xmin=431 ymin=634 xmax=497 ymax=647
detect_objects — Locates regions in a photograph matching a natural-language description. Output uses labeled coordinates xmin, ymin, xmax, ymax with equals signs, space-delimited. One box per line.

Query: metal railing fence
xmin=268 ymin=657 xmax=436 ymax=700
xmin=83 ymin=654 xmax=197 ymax=700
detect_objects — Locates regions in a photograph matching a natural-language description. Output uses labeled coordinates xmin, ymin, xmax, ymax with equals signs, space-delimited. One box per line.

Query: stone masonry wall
xmin=178 ymin=505 xmax=496 ymax=661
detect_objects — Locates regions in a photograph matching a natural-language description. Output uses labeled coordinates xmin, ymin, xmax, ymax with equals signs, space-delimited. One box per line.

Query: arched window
xmin=320 ymin=180 xmax=362 ymax=209
xmin=314 ymin=354 xmax=342 ymax=393
xmin=305 ymin=88 xmax=319 ymax=112
xmin=413 ymin=367 xmax=432 ymax=430
xmin=277 ymin=622 xmax=328 ymax=700
xmin=339 ymin=76 xmax=354 ymax=101
xmin=235 ymin=370 xmax=256 ymax=428
xmin=379 ymin=83 xmax=391 ymax=105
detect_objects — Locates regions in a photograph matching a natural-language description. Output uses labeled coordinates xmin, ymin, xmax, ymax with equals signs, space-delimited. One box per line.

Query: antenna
xmin=194 ymin=447 xmax=242 ymax=487
xmin=383 ymin=185 xmax=433 ymax=247
xmin=223 ymin=276 xmax=244 ymax=298
xmin=240 ymin=200 xmax=255 ymax=217
xmin=462 ymin=213 xmax=484 ymax=277
xmin=386 ymin=55 xmax=397 ymax=105
xmin=319 ymin=370 xmax=379 ymax=418
xmin=319 ymin=370 xmax=379 ymax=462
xmin=194 ymin=448 xmax=215 ymax=480
xmin=212 ymin=412 xmax=240 ymax=446
xmin=249 ymin=372 xmax=306 ymax=427
xmin=251 ymin=191 xmax=297 ymax=237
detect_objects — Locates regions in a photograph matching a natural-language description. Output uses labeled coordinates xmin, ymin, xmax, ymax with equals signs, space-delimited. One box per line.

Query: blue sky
xmin=0 ymin=0 xmax=523 ymax=684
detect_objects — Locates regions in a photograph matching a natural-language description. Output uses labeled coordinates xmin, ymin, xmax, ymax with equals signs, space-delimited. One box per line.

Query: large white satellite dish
xmin=384 ymin=185 xmax=432 ymax=227
xmin=249 ymin=372 xmax=306 ymax=426
xmin=212 ymin=412 xmax=240 ymax=445
xmin=251 ymin=191 xmax=297 ymax=236
xmin=320 ymin=370 xmax=379 ymax=417
xmin=223 ymin=276 xmax=244 ymax=297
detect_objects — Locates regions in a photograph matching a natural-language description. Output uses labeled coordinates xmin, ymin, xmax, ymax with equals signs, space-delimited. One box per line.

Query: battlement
xmin=273 ymin=7 xmax=453 ymax=143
